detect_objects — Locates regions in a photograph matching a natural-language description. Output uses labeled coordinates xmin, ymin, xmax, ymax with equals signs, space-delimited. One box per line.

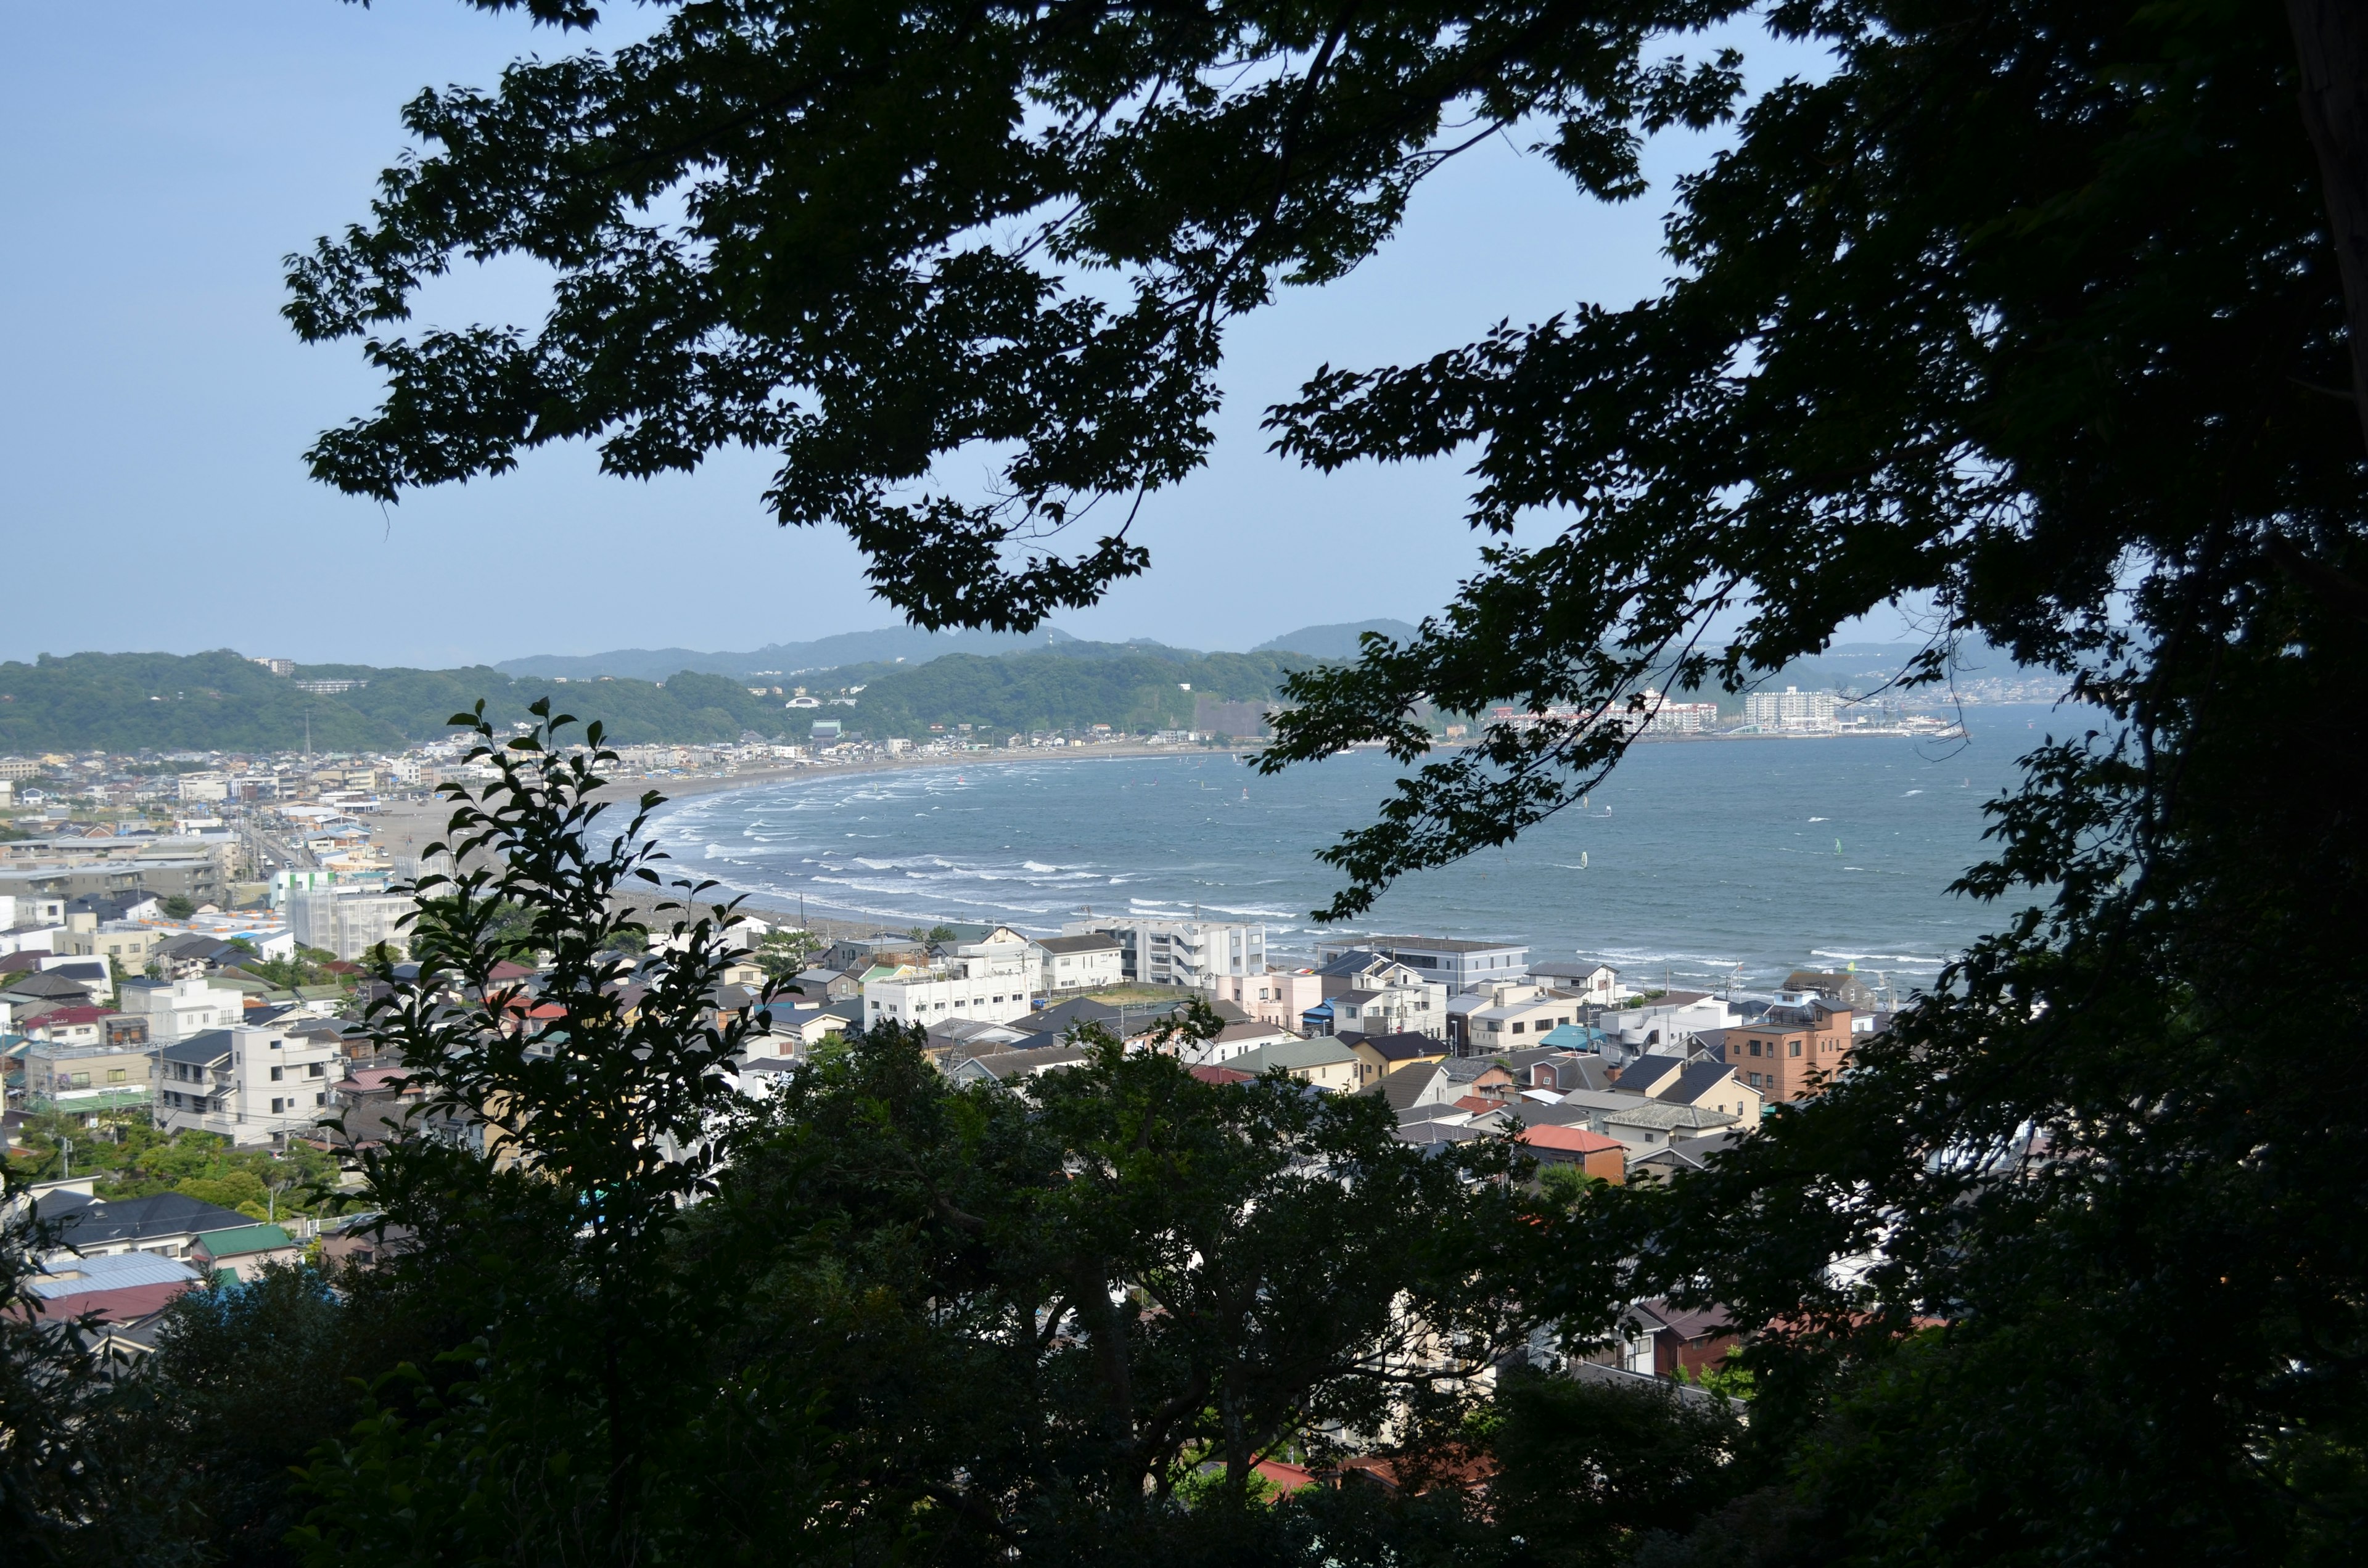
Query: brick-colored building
xmin=1725 ymin=997 xmax=1854 ymax=1102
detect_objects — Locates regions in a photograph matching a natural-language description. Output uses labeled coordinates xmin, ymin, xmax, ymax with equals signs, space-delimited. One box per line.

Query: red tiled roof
xmin=1188 ymin=1064 xmax=1254 ymax=1085
xmin=30 ymin=1005 xmax=110 ymax=1027
xmin=1519 ymin=1124 xmax=1624 ymax=1155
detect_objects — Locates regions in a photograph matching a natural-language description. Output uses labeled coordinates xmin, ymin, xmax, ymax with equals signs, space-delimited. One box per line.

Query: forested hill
xmin=0 ymin=646 xmax=1322 ymax=753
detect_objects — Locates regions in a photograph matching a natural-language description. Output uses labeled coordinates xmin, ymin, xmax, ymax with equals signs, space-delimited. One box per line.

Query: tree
xmin=295 ymin=4 xmax=2368 ymax=1556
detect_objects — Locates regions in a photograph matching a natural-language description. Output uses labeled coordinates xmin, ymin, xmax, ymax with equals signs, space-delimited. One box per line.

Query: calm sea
xmin=643 ymin=704 xmax=2095 ymax=994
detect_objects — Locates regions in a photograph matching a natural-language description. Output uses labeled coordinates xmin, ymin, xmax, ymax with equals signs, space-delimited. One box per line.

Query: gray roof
xmin=43 ymin=1192 xmax=250 ymax=1249
xmin=1355 ymin=935 xmax=1525 ymax=955
xmin=1228 ymin=1039 xmax=1358 ymax=1075
xmin=160 ymin=1030 xmax=234 ymax=1067
xmin=1655 ymin=1060 xmax=1743 ymax=1107
xmin=1601 ymin=1102 xmax=1740 ymax=1134
xmin=30 ymin=1251 xmax=200 ymax=1300
xmin=1033 ymin=934 xmax=1120 ymax=955
xmin=1355 ymin=1032 xmax=1443 ymax=1064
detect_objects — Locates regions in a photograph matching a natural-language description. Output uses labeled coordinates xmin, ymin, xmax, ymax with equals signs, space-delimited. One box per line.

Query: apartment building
xmin=1315 ymin=934 xmax=1528 ymax=990
xmin=865 ymin=927 xmax=1042 ymax=1028
xmin=1071 ymin=917 xmax=1265 ymax=988
xmin=1724 ymin=995 xmax=1856 ymax=1102
xmin=1207 ymin=967 xmax=1325 ymax=1033
xmin=154 ymin=1024 xmax=341 ymax=1146
xmin=284 ymin=885 xmax=416 ymax=960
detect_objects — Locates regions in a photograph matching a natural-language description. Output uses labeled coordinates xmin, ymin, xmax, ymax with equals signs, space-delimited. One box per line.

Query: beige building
xmin=1224 ymin=1038 xmax=1362 ymax=1093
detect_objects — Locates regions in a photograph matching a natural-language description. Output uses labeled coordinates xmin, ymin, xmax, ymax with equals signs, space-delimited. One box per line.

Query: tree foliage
xmin=294 ymin=2 xmax=2368 ymax=1561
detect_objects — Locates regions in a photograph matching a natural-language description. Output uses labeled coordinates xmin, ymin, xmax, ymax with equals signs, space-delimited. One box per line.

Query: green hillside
xmin=0 ymin=646 xmax=1322 ymax=753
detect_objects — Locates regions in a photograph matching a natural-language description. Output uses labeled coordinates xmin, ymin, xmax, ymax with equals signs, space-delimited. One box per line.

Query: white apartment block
xmin=1637 ymin=690 xmax=1722 ymax=733
xmin=117 ymin=977 xmax=247 ymax=1044
xmin=1744 ymin=685 xmax=1842 ymax=733
xmin=284 ymin=887 xmax=416 ymax=960
xmin=1071 ymin=917 xmax=1265 ymax=988
xmin=1032 ymin=933 xmax=1124 ymax=992
xmin=155 ymin=1024 xmax=341 ymax=1146
xmin=866 ymin=927 xmax=1042 ymax=1028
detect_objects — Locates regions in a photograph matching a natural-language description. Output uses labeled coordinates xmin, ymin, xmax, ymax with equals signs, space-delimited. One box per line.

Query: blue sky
xmin=1 ymin=2 xmax=1860 ymax=667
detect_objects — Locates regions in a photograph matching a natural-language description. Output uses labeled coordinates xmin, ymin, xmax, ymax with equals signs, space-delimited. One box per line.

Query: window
xmin=107 ymin=1068 xmax=126 ymax=1083
xmin=1511 ymin=1020 xmax=1524 ymax=1034
xmin=1791 ymin=1040 xmax=1803 ymax=1057
xmin=269 ymin=1065 xmax=283 ymax=1082
xmin=310 ymin=1062 xmax=325 ymax=1077
xmin=316 ymin=1093 xmax=327 ymax=1106
xmin=271 ymin=1097 xmax=285 ymax=1113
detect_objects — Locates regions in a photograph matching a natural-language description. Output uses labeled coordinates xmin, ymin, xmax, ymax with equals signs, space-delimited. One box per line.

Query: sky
xmin=0 ymin=2 xmax=1860 ymax=668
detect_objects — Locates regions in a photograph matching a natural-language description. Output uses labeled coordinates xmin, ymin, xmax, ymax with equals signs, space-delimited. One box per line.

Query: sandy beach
xmin=368 ymin=743 xmax=1257 ymax=938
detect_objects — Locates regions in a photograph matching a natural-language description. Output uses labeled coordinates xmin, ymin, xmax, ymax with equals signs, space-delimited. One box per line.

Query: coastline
xmin=369 ymin=744 xmax=1260 ymax=938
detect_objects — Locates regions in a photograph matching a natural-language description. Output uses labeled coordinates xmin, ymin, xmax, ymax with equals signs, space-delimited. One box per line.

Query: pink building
xmin=1207 ymin=968 xmax=1324 ymax=1034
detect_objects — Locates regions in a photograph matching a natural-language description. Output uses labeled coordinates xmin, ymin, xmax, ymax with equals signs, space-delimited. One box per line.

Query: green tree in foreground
xmin=292 ymin=4 xmax=2368 ymax=1559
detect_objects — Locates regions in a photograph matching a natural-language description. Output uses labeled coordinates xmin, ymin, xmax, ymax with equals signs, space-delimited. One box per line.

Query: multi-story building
xmin=1743 ymin=686 xmax=1842 ymax=733
xmin=1315 ymin=934 xmax=1528 ymax=991
xmin=20 ymin=1040 xmax=154 ymax=1117
xmin=154 ymin=1024 xmax=341 ymax=1146
xmin=1309 ymin=950 xmax=1449 ymax=1040
xmin=1030 ymin=933 xmax=1124 ymax=993
xmin=1725 ymin=996 xmax=1856 ymax=1102
xmin=1206 ymin=967 xmax=1325 ymax=1034
xmin=1455 ymin=982 xmax=1589 ymax=1054
xmin=284 ymin=886 xmax=416 ymax=960
xmin=117 ymin=976 xmax=247 ymax=1044
xmin=865 ymin=927 xmax=1042 ymax=1028
xmin=1636 ymin=691 xmax=1723 ymax=733
xmin=1071 ymin=917 xmax=1265 ymax=988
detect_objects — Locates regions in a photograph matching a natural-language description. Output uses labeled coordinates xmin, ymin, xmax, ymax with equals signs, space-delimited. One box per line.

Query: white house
xmin=865 ymin=926 xmax=1042 ymax=1028
xmin=154 ymin=1024 xmax=342 ymax=1146
xmin=1030 ymin=933 xmax=1123 ymax=993
xmin=117 ymin=976 xmax=247 ymax=1044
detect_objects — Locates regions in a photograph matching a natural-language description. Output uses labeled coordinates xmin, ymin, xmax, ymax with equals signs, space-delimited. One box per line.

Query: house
xmin=23 ymin=1251 xmax=202 ymax=1323
xmin=1344 ymin=1032 xmax=1449 ymax=1088
xmin=1593 ymin=992 xmax=1741 ymax=1061
xmin=1517 ymin=1123 xmax=1627 ymax=1184
xmin=919 ymin=1016 xmax=1032 ymax=1065
xmin=1365 ymin=1055 xmax=1516 ymax=1111
xmin=1626 ymin=1298 xmax=1741 ymax=1381
xmin=1457 ymin=983 xmax=1585 ymax=1053
xmin=191 ymin=1223 xmax=302 ymax=1282
xmin=749 ymin=1001 xmax=853 ymax=1057
xmin=1206 ymin=967 xmax=1325 ymax=1033
xmin=1624 ymin=1129 xmax=1743 ymax=1185
xmin=1224 ymin=1038 xmax=1362 ymax=1093
xmin=1010 ymin=994 xmax=1190 ymax=1049
xmin=154 ymin=1024 xmax=342 ymax=1146
xmin=1613 ymin=1053 xmax=1693 ymax=1096
xmin=116 ymin=975 xmax=246 ymax=1043
xmin=57 ymin=921 xmax=160 ymax=969
xmin=946 ymin=1044 xmax=1096 ymax=1088
xmin=28 ymin=1189 xmax=253 ymax=1265
xmin=1651 ymin=1059 xmax=1762 ymax=1129
xmin=1498 ymin=1046 xmax=1611 ymax=1095
xmin=1 ymin=969 xmax=102 ymax=1014
xmin=327 ymin=1063 xmax=423 ymax=1146
xmin=1530 ymin=959 xmax=1623 ymax=1006
xmin=1783 ymin=969 xmax=1882 ymax=1013
xmin=33 ymin=957 xmax=115 ymax=1007
xmin=1030 ymin=932 xmax=1124 ymax=993
xmin=1597 ymin=1102 xmax=1741 ymax=1154
xmin=1313 ymin=950 xmax=1449 ymax=1040
xmin=1175 ymin=1017 xmax=1301 ymax=1066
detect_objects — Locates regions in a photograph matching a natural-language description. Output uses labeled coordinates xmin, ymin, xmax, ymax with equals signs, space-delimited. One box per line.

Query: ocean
xmin=643 ymin=704 xmax=2094 ymax=995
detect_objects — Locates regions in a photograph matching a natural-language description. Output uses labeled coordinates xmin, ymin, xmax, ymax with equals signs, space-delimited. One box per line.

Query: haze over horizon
xmin=0 ymin=5 xmax=1882 ymax=670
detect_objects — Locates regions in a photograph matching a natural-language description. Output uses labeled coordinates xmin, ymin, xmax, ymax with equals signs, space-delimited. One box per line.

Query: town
xmin=4 ymin=721 xmax=1888 ymax=1400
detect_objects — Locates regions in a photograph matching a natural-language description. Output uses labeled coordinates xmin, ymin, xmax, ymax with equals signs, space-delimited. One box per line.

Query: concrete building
xmin=1743 ymin=685 xmax=1841 ymax=733
xmin=1530 ymin=959 xmax=1623 ymax=1006
xmin=1724 ymin=996 xmax=1856 ymax=1102
xmin=19 ymin=1040 xmax=154 ymax=1117
xmin=1031 ymin=932 xmax=1124 ymax=993
xmin=1069 ymin=916 xmax=1265 ymax=988
xmin=1315 ymin=934 xmax=1529 ymax=991
xmin=116 ymin=976 xmax=247 ymax=1044
xmin=154 ymin=1024 xmax=341 ymax=1146
xmin=284 ymin=886 xmax=416 ymax=961
xmin=865 ymin=927 xmax=1042 ymax=1028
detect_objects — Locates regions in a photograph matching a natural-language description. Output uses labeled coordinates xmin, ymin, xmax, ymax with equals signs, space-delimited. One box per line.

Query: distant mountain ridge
xmin=495 ymin=625 xmax=1077 ymax=682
